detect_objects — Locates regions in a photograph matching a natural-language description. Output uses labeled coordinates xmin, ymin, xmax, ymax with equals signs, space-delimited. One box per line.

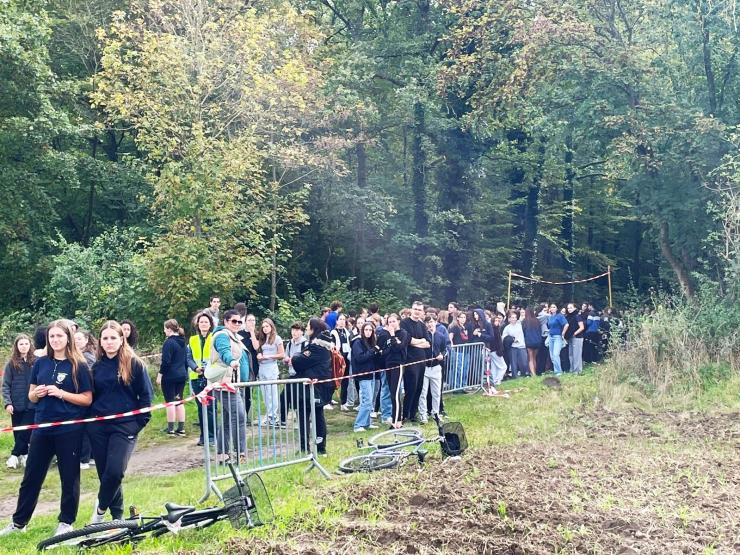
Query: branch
xmin=319 ymin=0 xmax=354 ymax=33
xmin=373 ymin=73 xmax=405 ymax=87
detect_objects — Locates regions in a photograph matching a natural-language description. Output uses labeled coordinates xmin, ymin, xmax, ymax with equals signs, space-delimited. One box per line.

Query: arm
xmin=213 ymin=332 xmax=235 ymax=365
xmin=575 ymin=319 xmax=585 ymax=337
xmin=186 ymin=344 xmax=198 ymax=370
xmin=351 ymin=342 xmax=375 ymax=364
xmin=273 ymin=340 xmax=285 ymax=360
xmin=2 ymin=363 xmax=12 ymax=411
xmin=562 ymin=321 xmax=570 ymax=338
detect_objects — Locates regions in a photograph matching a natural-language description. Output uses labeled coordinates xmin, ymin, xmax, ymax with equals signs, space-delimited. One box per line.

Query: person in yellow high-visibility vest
xmin=186 ymin=312 xmax=215 ymax=447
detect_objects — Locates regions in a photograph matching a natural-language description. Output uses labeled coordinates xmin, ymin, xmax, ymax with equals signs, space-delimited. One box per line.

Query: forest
xmin=1 ymin=0 xmax=738 ymax=337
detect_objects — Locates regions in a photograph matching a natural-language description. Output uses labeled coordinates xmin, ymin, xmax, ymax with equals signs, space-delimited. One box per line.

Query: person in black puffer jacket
xmin=157 ymin=319 xmax=188 ymax=436
xmin=291 ymin=318 xmax=333 ymax=455
xmin=351 ymin=322 xmax=380 ymax=432
xmin=3 ymin=334 xmax=37 ymax=469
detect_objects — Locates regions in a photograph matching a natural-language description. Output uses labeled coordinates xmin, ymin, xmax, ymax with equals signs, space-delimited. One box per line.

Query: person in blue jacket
xmin=210 ymin=310 xmax=250 ymax=462
xmin=291 ymin=318 xmax=333 ymax=455
xmin=546 ymin=304 xmax=569 ymax=376
xmin=88 ymin=321 xmax=153 ymax=524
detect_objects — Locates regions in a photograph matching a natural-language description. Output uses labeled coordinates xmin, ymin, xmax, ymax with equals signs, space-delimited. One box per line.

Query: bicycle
xmin=338 ymin=415 xmax=467 ymax=473
xmin=37 ymin=463 xmax=273 ymax=551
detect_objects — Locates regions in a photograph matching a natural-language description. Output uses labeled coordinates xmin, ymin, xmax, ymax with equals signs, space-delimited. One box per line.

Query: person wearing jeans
xmin=546 ymin=304 xmax=569 ymax=376
xmin=255 ymin=318 xmax=284 ymax=426
xmin=418 ymin=315 xmax=446 ymax=422
xmin=351 ymin=323 xmax=380 ymax=432
xmin=565 ymin=303 xmax=585 ymax=374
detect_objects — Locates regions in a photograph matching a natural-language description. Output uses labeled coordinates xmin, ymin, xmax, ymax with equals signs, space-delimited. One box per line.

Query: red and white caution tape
xmin=0 ymin=382 xmax=235 ymax=434
xmin=510 ymin=270 xmax=610 ymax=285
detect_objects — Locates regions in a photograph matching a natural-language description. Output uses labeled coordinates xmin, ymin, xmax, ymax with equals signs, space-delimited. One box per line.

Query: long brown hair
xmin=257 ymin=318 xmax=277 ymax=347
xmin=10 ymin=334 xmax=36 ymax=370
xmin=47 ymin=320 xmax=86 ymax=391
xmin=164 ymin=319 xmax=185 ymax=336
xmin=97 ymin=320 xmax=143 ymax=385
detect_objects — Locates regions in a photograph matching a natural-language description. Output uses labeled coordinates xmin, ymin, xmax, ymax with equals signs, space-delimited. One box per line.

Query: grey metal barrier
xmin=200 ymin=378 xmax=330 ymax=501
xmin=443 ymin=342 xmax=486 ymax=394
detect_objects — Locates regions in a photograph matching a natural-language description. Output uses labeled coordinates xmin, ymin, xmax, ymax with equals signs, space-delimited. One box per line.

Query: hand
xmin=283 ymin=357 xmax=290 ymax=364
xmin=196 ymin=366 xmax=205 ymax=374
xmin=34 ymin=385 xmax=49 ymax=398
xmin=5 ymin=405 xmax=13 ymax=415
xmin=156 ymin=374 xmax=162 ymax=387
xmin=230 ymin=360 xmax=239 ymax=369
xmin=45 ymin=385 xmax=64 ymax=399
xmin=436 ymin=354 xmax=444 ymax=361
xmin=474 ymin=330 xmax=481 ymax=336
xmin=418 ymin=339 xmax=430 ymax=349
xmin=256 ymin=353 xmax=264 ymax=361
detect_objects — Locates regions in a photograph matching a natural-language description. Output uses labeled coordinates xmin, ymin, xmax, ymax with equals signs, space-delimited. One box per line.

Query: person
xmin=120 ymin=320 xmax=139 ymax=350
xmin=536 ymin=303 xmax=551 ymax=373
xmin=351 ymin=323 xmax=380 ymax=432
xmin=467 ymin=308 xmax=493 ymax=347
xmin=73 ymin=330 xmax=97 ymax=469
xmin=291 ymin=318 xmax=333 ymax=454
xmin=584 ymin=306 xmax=601 ymax=363
xmin=209 ymin=310 xmax=249 ymax=461
xmin=3 ymin=334 xmax=36 ymax=469
xmin=447 ymin=303 xmax=459 ymax=326
xmin=325 ymin=301 xmax=342 ymax=330
xmin=376 ymin=314 xmax=408 ymax=428
xmin=158 ymin=319 xmax=188 ymax=436
xmin=448 ymin=312 xmax=469 ymax=389
xmin=203 ymin=295 xmax=221 ymax=327
xmin=565 ymin=303 xmax=585 ymax=374
xmin=488 ymin=315 xmax=507 ymax=386
xmin=280 ymin=322 xmax=307 ymax=427
xmin=88 ymin=321 xmax=153 ymax=523
xmin=330 ymin=313 xmax=353 ymax=411
xmin=546 ymin=304 xmax=569 ymax=375
xmin=399 ymin=302 xmax=429 ymax=422
xmin=502 ymin=311 xmax=528 ymax=378
xmin=186 ymin=312 xmax=215 ymax=446
xmin=32 ymin=326 xmax=47 ymax=358
xmin=236 ymin=313 xmax=259 ymax=416
xmin=256 ymin=318 xmax=284 ymax=426
xmin=0 ymin=321 xmax=92 ymax=537
xmin=522 ymin=309 xmax=542 ymax=377
xmin=418 ymin=315 xmax=446 ymax=423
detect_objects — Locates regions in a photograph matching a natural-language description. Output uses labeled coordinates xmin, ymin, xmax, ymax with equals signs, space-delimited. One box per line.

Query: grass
xmin=0 ymin=366 xmax=736 ymax=554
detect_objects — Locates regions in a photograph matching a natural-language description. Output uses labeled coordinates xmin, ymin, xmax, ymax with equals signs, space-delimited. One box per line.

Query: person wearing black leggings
xmin=0 ymin=321 xmax=92 ymax=538
xmin=377 ymin=314 xmax=409 ymax=428
xmin=88 ymin=321 xmax=153 ymax=523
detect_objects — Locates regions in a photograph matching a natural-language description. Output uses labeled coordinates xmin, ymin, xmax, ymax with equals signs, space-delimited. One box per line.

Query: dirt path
xmin=235 ymin=410 xmax=740 ymax=554
xmin=0 ymin=441 xmax=204 ymax=519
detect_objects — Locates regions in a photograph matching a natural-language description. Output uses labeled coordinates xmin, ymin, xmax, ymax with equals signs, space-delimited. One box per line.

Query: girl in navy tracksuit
xmin=88 ymin=321 xmax=153 ymax=523
xmin=1 ymin=321 xmax=92 ymax=538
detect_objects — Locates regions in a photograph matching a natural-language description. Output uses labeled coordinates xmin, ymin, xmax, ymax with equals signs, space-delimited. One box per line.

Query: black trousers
xmin=13 ymin=429 xmax=82 ymax=527
xmin=386 ymin=367 xmax=402 ymax=423
xmin=279 ymin=382 xmax=298 ymax=424
xmin=297 ymin=384 xmax=328 ymax=454
xmin=401 ymin=362 xmax=425 ymax=421
xmin=10 ymin=410 xmax=35 ymax=456
xmin=88 ymin=420 xmax=140 ymax=520
xmin=339 ymin=354 xmax=350 ymax=405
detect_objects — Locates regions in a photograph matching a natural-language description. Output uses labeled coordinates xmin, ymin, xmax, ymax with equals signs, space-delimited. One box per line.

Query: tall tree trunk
xmin=411 ymin=103 xmax=428 ymax=284
xmin=356 ymin=142 xmax=368 ymax=289
xmin=697 ymin=3 xmax=718 ymax=115
xmin=658 ymin=220 xmax=696 ymax=297
xmin=562 ymin=133 xmax=575 ymax=300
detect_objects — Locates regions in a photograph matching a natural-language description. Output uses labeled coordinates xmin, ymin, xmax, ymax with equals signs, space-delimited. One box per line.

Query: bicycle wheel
xmin=246 ymin=473 xmax=274 ymax=526
xmin=37 ymin=520 xmax=140 ymax=550
xmin=338 ymin=453 xmax=401 ymax=473
xmin=367 ymin=428 xmax=423 ymax=450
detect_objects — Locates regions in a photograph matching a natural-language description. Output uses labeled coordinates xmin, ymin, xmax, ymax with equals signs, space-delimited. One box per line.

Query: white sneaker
xmin=352 ymin=406 xmax=360 ymax=412
xmin=90 ymin=501 xmax=105 ymax=524
xmin=370 ymin=412 xmax=378 ymax=418
xmin=6 ymin=455 xmax=18 ymax=469
xmin=340 ymin=404 xmax=350 ymax=411
xmin=54 ymin=522 xmax=74 ymax=536
xmin=0 ymin=522 xmax=26 ymax=536
xmin=383 ymin=417 xmax=393 ymax=425
xmin=80 ymin=462 xmax=90 ymax=470
xmin=324 ymin=404 xmax=334 ymax=411
xmin=368 ymin=424 xmax=379 ymax=429
xmin=19 ymin=455 xmax=27 ymax=467
xmin=353 ymin=427 xmax=367 ymax=433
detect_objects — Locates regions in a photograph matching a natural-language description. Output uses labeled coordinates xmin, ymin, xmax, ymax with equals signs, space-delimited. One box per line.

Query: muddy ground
xmin=232 ymin=410 xmax=739 ymax=554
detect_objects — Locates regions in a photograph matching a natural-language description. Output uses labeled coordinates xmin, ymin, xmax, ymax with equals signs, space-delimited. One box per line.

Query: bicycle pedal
xmin=356 ymin=439 xmax=364 ymax=448
xmin=416 ymin=449 xmax=428 ymax=464
xmin=129 ymin=505 xmax=140 ymax=518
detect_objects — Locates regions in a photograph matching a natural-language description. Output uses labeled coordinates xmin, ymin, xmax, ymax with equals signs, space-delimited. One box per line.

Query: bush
xmin=599 ymin=282 xmax=739 ymax=406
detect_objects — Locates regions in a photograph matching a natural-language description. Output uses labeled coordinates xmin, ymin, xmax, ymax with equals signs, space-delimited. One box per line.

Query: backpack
xmin=330 ymin=349 xmax=346 ymax=388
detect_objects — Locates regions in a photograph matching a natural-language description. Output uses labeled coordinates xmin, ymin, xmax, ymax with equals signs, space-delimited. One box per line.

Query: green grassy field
xmin=0 ymin=368 xmax=736 ymax=554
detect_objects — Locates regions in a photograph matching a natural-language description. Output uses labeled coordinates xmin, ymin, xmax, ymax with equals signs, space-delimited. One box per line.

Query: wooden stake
xmin=507 ymin=270 xmax=512 ymax=310
xmin=607 ymin=265 xmax=613 ymax=307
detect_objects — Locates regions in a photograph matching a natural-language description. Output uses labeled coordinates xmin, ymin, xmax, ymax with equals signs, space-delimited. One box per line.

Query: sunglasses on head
xmin=229 ymin=319 xmax=243 ymax=324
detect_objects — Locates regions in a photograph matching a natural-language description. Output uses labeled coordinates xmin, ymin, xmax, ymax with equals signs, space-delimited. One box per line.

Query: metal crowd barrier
xmin=443 ymin=342 xmax=486 ymax=393
xmin=200 ymin=378 xmax=330 ymax=501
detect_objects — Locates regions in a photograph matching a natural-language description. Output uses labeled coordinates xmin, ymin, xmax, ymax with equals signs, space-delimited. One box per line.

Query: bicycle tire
xmin=338 ymin=453 xmax=401 ymax=473
xmin=367 ymin=428 xmax=423 ymax=450
xmin=37 ymin=520 xmax=140 ymax=550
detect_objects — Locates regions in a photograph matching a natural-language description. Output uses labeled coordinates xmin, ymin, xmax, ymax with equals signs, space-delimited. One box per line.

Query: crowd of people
xmin=0 ymin=295 xmax=616 ymax=537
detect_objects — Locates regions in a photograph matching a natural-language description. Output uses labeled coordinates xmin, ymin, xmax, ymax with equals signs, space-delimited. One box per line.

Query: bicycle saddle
xmin=164 ymin=502 xmax=195 ymax=523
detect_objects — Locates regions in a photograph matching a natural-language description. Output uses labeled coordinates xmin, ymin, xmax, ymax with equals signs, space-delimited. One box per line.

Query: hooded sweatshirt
xmin=160 ymin=335 xmax=188 ymax=381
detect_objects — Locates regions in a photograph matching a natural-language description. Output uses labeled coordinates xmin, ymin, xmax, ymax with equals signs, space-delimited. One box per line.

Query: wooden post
xmin=607 ymin=265 xmax=613 ymax=307
xmin=507 ymin=270 xmax=512 ymax=310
